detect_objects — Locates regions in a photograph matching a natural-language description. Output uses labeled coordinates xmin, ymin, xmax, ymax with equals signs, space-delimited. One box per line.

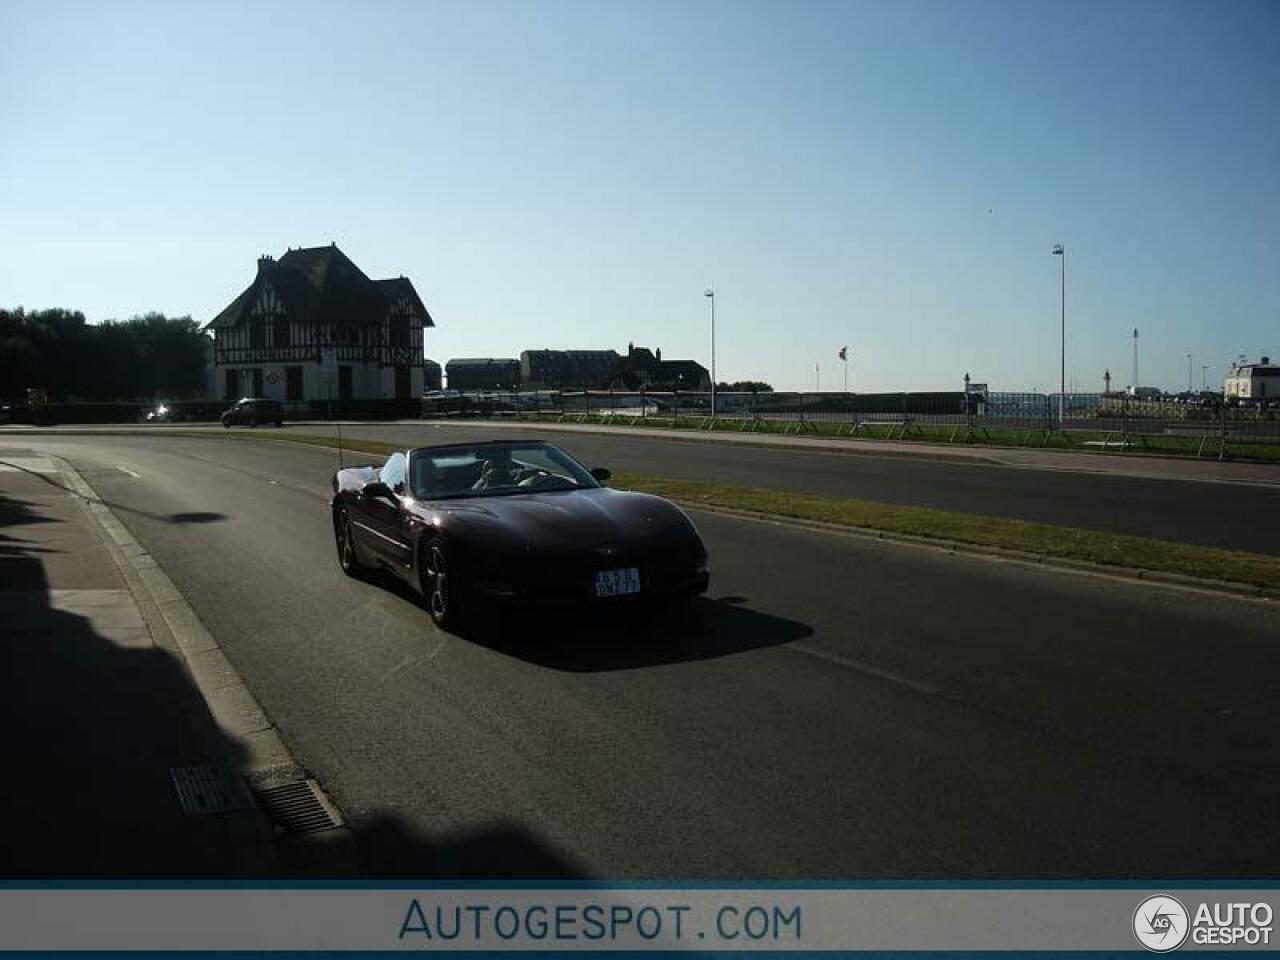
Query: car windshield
xmin=409 ymin=442 xmax=600 ymax=499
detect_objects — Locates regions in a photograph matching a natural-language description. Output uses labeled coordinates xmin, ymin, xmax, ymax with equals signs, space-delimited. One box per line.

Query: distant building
xmin=204 ymin=244 xmax=433 ymax=404
xmin=1225 ymin=357 xmax=1279 ymax=401
xmin=618 ymin=344 xmax=709 ymax=391
xmin=653 ymin=359 xmax=711 ymax=391
xmin=423 ymin=359 xmax=443 ymax=392
xmin=447 ymin=358 xmax=520 ymax=390
xmin=520 ymin=349 xmax=620 ymax=389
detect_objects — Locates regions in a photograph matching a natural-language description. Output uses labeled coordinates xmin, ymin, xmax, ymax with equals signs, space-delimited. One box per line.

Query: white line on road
xmin=788 ymin=643 xmax=940 ymax=695
xmin=116 ymin=466 xmax=141 ymax=478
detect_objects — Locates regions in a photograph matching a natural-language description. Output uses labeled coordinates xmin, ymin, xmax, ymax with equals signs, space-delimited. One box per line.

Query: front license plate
xmin=594 ymin=567 xmax=641 ymax=598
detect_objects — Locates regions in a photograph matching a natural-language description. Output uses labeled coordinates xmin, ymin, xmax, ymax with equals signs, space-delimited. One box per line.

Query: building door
xmin=338 ymin=365 xmax=353 ymax=401
xmin=225 ymin=369 xmax=237 ymax=400
xmin=286 ymin=367 xmax=303 ymax=404
xmin=251 ymin=368 xmax=264 ymax=397
xmin=395 ymin=365 xmax=411 ymax=400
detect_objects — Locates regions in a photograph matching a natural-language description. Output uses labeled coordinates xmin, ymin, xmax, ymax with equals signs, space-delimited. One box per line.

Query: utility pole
xmin=1052 ymin=244 xmax=1065 ymax=425
xmin=1132 ymin=328 xmax=1139 ymax=394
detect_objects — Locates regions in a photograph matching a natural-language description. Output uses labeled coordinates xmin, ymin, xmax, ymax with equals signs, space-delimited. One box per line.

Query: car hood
xmin=418 ymin=487 xmax=700 ymax=555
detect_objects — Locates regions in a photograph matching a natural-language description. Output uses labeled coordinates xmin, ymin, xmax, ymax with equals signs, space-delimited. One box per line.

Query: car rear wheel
xmin=422 ymin=536 xmax=462 ymax=632
xmin=334 ymin=507 xmax=366 ymax=577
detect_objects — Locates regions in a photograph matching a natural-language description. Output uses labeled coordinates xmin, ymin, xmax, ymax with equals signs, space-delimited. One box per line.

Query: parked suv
xmin=220 ymin=397 xmax=284 ymax=428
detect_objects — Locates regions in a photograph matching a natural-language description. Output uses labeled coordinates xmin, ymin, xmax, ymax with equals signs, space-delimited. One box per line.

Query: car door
xmin=356 ymin=452 xmax=414 ymax=572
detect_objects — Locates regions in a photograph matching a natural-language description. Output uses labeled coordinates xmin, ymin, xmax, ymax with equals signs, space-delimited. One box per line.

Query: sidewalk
xmin=0 ymin=447 xmax=279 ymax=877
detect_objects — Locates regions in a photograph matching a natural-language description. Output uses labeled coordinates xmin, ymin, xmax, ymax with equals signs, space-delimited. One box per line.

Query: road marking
xmin=788 ymin=643 xmax=940 ymax=695
xmin=117 ymin=466 xmax=141 ymax=478
xmin=0 ymin=456 xmax=56 ymax=473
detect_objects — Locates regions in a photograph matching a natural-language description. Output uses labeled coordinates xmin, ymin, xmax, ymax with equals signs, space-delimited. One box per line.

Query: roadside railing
xmin=422 ymin=389 xmax=1280 ymax=460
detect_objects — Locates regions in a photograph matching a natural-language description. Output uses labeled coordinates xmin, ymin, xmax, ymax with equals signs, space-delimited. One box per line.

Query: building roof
xmin=447 ymin=358 xmax=520 ymax=366
xmin=205 ymin=245 xmax=433 ymax=331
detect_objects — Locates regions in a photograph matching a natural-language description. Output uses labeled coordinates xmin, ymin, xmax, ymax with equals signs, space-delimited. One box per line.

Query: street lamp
xmin=1186 ymin=353 xmax=1193 ymax=393
xmin=703 ymin=288 xmax=716 ymax=418
xmin=1052 ymin=244 xmax=1065 ymax=426
xmin=1202 ymin=364 xmax=1209 ymax=391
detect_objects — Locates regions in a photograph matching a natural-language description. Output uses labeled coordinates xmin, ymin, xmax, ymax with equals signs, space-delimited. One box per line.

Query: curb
xmin=678 ymin=502 xmax=1278 ymax=604
xmin=53 ymin=455 xmax=362 ymax=875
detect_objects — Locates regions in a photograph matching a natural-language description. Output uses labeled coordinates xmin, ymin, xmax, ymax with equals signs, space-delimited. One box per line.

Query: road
xmin=264 ymin=420 xmax=1280 ymax=555
xmin=17 ymin=433 xmax=1280 ymax=877
xmin=12 ymin=422 xmax=1280 ymax=555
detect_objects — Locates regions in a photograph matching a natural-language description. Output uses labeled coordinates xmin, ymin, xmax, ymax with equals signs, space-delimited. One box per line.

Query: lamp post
xmin=1132 ymin=328 xmax=1139 ymax=394
xmin=703 ymin=289 xmax=716 ymax=418
xmin=1186 ymin=353 xmax=1193 ymax=393
xmin=1052 ymin=244 xmax=1065 ymax=426
xmin=1202 ymin=364 xmax=1209 ymax=391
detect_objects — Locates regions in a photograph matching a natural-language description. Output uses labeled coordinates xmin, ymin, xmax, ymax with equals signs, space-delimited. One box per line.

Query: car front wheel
xmin=334 ymin=507 xmax=366 ymax=577
xmin=422 ymin=536 xmax=462 ymax=632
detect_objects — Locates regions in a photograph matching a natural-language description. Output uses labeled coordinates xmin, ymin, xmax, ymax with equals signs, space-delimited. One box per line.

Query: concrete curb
xmin=680 ymin=502 xmax=1278 ymax=603
xmin=52 ymin=455 xmax=362 ymax=875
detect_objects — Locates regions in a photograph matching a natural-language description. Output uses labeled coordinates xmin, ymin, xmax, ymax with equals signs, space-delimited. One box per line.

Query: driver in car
xmin=472 ymin=449 xmax=524 ymax=490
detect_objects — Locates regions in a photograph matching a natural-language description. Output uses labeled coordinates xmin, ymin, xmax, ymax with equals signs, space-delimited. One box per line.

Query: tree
xmin=0 ymin=307 xmax=209 ymax=401
xmin=716 ymin=380 xmax=773 ymax=393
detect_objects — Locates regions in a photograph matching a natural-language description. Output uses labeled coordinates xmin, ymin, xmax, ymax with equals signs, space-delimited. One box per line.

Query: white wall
xmin=215 ymin=361 xmax=425 ymax=403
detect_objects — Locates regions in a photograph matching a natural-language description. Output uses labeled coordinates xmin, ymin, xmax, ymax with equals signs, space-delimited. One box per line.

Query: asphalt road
xmin=221 ymin=421 xmax=1280 ymax=555
xmin=23 ymin=433 xmax=1280 ymax=877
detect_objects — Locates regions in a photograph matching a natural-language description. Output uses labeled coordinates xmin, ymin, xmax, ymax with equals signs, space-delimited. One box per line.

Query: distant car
xmin=331 ymin=439 xmax=709 ymax=630
xmin=221 ymin=397 xmax=284 ymax=428
xmin=143 ymin=402 xmax=174 ymax=423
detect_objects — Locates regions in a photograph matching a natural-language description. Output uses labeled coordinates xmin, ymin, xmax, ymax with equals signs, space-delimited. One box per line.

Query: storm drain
xmin=251 ymin=779 xmax=342 ymax=836
xmin=169 ymin=765 xmax=256 ymax=815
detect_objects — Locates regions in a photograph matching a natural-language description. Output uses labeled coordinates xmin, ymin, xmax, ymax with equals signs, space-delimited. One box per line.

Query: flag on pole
xmin=838 ymin=346 xmax=847 ymax=361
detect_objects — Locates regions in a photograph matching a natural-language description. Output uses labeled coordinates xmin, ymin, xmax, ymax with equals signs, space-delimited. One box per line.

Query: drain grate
xmin=170 ymin=765 xmax=256 ymax=815
xmin=252 ymin=779 xmax=341 ymax=835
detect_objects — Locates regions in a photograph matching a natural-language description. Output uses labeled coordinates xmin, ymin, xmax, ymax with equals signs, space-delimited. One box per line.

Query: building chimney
xmin=258 ymin=254 xmax=274 ymax=272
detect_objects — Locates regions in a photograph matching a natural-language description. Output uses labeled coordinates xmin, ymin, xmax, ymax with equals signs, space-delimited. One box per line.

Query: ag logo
xmin=1133 ymin=895 xmax=1190 ymax=952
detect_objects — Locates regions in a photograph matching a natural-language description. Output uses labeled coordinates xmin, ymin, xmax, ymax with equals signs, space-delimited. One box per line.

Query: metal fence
xmin=422 ymin=389 xmax=1280 ymax=454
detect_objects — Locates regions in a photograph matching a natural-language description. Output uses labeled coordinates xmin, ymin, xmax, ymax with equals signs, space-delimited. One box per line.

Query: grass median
xmin=186 ymin=428 xmax=1280 ymax=592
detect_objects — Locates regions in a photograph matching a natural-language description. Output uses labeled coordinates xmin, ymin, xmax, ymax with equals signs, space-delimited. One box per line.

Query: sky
xmin=2 ymin=0 xmax=1277 ymax=393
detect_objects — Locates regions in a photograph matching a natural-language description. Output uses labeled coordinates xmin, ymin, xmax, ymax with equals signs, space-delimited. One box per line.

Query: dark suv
xmin=220 ymin=397 xmax=284 ymax=428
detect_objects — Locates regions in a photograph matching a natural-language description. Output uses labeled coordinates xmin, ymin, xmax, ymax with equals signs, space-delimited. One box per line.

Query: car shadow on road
xmin=359 ymin=564 xmax=812 ymax=672
xmin=463 ymin=596 xmax=814 ymax=672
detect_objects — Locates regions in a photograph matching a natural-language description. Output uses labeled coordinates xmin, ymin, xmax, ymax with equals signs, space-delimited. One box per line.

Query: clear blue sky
xmin=2 ymin=0 xmax=1276 ymax=392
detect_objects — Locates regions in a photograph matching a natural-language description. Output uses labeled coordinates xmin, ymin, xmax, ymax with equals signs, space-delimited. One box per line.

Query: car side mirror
xmin=363 ymin=481 xmax=397 ymax=501
xmin=590 ymin=467 xmax=612 ymax=483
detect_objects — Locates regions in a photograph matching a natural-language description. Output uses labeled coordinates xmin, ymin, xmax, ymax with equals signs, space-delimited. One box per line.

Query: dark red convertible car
xmin=331 ymin=439 xmax=709 ymax=630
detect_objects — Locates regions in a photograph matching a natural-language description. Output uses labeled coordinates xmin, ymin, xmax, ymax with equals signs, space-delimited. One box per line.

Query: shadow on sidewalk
xmin=0 ymin=488 xmax=257 ymax=875
xmin=0 ymin=458 xmax=227 ymax=527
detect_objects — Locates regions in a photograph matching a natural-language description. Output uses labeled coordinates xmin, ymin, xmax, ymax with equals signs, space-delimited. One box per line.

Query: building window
xmin=286 ymin=366 xmax=303 ymax=403
xmin=274 ymin=317 xmax=290 ymax=348
xmin=250 ymin=320 xmax=265 ymax=348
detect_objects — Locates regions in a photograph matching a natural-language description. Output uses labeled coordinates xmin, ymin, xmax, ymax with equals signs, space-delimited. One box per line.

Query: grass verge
xmin=198 ymin=428 xmax=1280 ymax=593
